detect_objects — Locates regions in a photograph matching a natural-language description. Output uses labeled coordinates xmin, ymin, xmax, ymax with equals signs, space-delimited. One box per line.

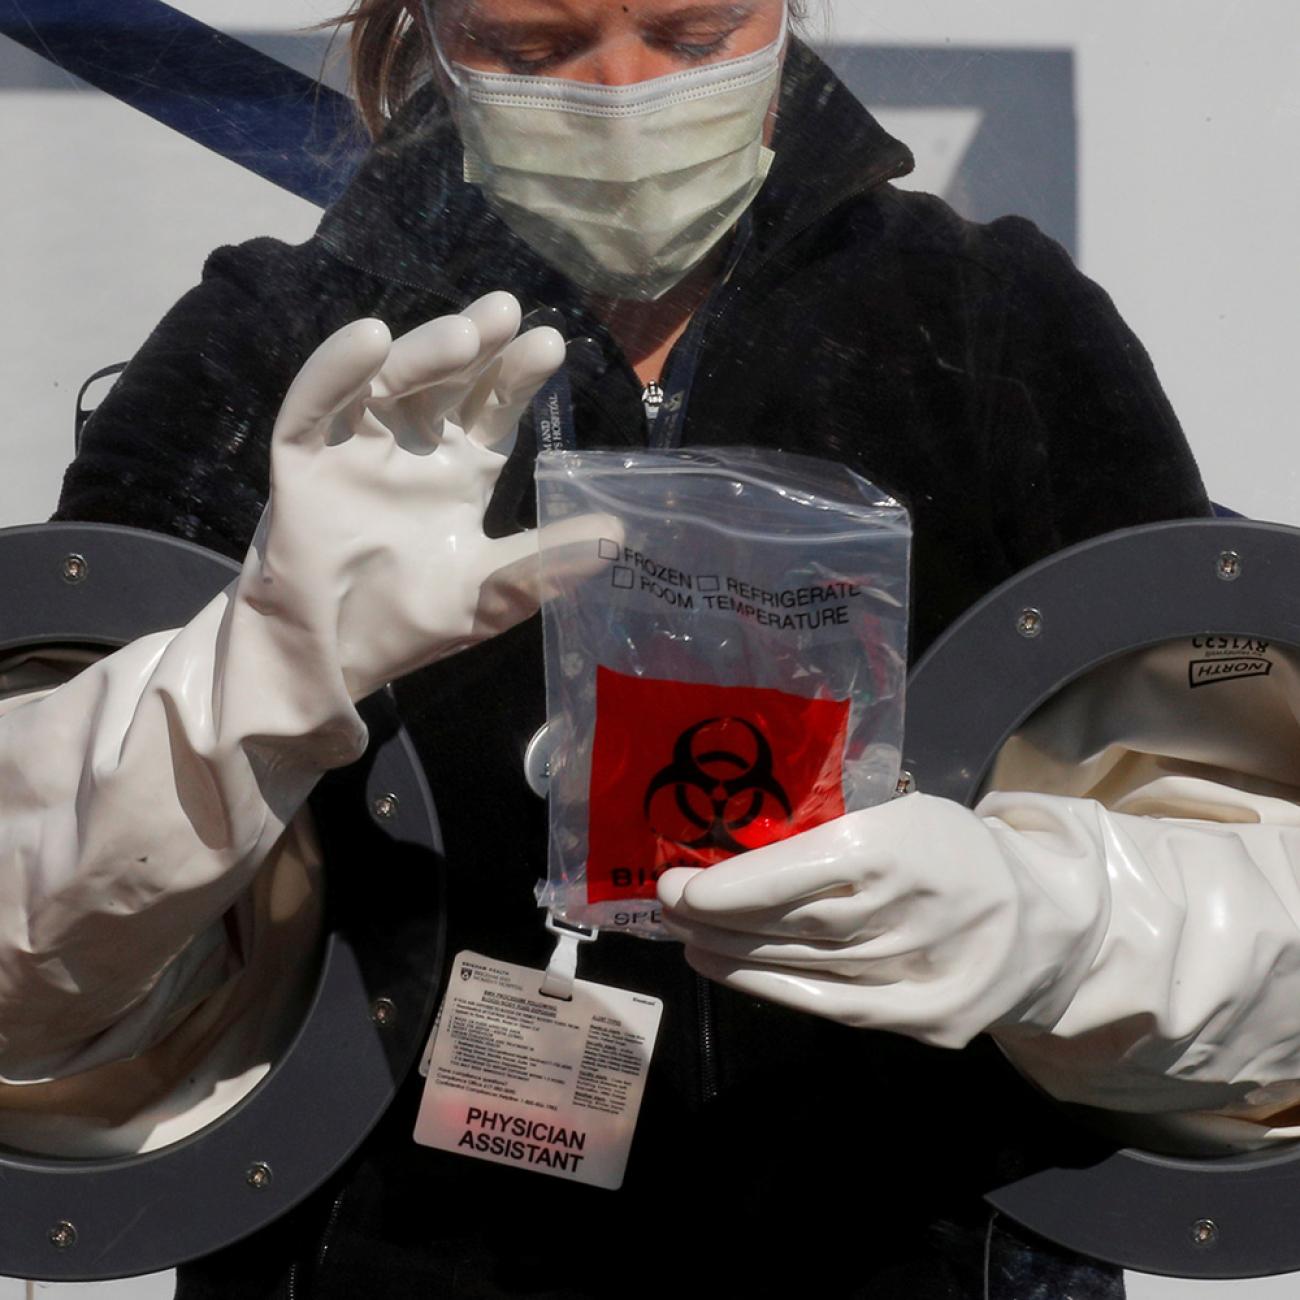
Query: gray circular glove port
xmin=0 ymin=523 xmax=445 ymax=1282
xmin=905 ymin=517 xmax=1300 ymax=1280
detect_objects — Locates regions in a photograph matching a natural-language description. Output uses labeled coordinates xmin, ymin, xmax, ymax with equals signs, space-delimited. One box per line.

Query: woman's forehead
xmin=441 ymin=0 xmax=776 ymax=24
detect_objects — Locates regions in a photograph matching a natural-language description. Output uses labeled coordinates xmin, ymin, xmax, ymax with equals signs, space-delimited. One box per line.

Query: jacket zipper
xmin=287 ymin=1186 xmax=347 ymax=1298
xmin=695 ymin=971 xmax=720 ymax=1104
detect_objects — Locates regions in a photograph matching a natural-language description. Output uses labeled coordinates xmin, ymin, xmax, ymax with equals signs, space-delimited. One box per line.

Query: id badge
xmin=413 ymin=951 xmax=663 ymax=1190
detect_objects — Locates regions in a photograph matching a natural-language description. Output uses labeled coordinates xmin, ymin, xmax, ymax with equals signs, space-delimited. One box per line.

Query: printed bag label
xmin=586 ymin=666 xmax=849 ymax=903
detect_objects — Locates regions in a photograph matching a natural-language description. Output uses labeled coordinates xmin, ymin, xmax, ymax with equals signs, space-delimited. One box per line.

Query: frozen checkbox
xmin=598 ymin=538 xmax=621 ymax=561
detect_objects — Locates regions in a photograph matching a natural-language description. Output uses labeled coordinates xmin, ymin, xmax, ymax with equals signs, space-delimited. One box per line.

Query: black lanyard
xmin=649 ymin=212 xmax=754 ymax=450
xmin=530 ymin=359 xmax=577 ymax=453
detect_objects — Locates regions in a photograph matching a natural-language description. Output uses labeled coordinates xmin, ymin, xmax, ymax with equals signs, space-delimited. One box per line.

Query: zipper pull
xmin=642 ymin=380 xmax=665 ymax=423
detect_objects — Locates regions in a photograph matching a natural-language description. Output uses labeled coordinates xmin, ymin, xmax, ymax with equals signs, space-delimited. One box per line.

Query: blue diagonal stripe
xmin=0 ymin=0 xmax=363 ymax=205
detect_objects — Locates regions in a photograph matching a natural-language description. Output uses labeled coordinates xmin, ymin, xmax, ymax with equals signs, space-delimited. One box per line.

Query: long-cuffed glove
xmin=0 ymin=292 xmax=590 ymax=1082
xmin=658 ymin=783 xmax=1300 ymax=1125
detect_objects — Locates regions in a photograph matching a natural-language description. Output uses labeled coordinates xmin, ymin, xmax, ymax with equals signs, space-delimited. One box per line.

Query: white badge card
xmin=413 ymin=950 xmax=663 ymax=1190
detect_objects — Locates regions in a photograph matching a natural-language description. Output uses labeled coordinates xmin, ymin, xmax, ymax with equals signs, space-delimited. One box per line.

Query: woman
xmin=1 ymin=0 xmax=1241 ymax=1295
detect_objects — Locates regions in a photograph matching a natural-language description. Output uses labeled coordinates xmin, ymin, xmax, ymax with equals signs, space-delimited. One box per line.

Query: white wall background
xmin=3 ymin=2 xmax=1299 ymax=1296
xmin=0 ymin=1281 xmax=175 ymax=1300
xmin=842 ymin=0 xmax=1300 ymax=528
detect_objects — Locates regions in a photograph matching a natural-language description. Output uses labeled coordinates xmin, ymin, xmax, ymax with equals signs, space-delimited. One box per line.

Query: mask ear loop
xmin=421 ymin=0 xmax=466 ymax=91
xmin=421 ymin=2 xmax=478 ymax=181
xmin=775 ymin=1 xmax=791 ymax=58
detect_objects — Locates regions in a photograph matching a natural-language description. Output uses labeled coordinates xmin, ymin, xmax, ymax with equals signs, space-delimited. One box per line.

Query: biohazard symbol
xmin=643 ymin=717 xmax=793 ymax=854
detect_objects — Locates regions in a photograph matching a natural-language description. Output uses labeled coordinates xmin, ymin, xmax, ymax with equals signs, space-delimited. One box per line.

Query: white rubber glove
xmin=241 ymin=291 xmax=577 ymax=707
xmin=658 ymin=786 xmax=1300 ymax=1120
xmin=0 ymin=293 xmax=587 ymax=1082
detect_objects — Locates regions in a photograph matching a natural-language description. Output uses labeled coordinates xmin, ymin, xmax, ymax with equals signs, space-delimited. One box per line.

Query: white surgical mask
xmin=430 ymin=6 xmax=787 ymax=301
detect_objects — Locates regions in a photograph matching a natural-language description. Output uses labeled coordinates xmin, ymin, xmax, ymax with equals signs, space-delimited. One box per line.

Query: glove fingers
xmin=684 ymin=951 xmax=870 ymax=1023
xmin=662 ymin=912 xmax=897 ymax=972
xmin=402 ymin=292 xmax=525 ymax=430
xmin=274 ymin=319 xmax=391 ymax=448
xmin=662 ymin=801 xmax=926 ymax=915
xmin=685 ymin=949 xmax=961 ymax=1036
xmin=660 ymin=881 xmax=884 ymax=943
xmin=368 ymin=315 xmax=481 ymax=408
xmin=663 ymin=823 xmax=867 ymax=915
xmin=460 ymin=327 xmax=567 ymax=455
xmin=535 ymin=511 xmax=625 ymax=594
xmin=469 ymin=512 xmax=622 ymax=640
xmin=461 ymin=289 xmax=523 ymax=356
xmin=368 ymin=316 xmax=485 ymax=454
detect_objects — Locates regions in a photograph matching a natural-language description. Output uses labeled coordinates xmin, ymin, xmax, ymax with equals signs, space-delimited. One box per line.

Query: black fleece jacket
xmin=57 ymin=40 xmax=1207 ymax=1300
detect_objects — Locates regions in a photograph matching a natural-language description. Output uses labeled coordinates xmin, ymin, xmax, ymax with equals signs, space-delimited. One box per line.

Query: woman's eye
xmin=669 ymin=35 xmax=732 ymax=60
xmin=499 ymin=49 xmax=565 ymax=71
xmin=462 ymin=30 xmax=576 ymax=73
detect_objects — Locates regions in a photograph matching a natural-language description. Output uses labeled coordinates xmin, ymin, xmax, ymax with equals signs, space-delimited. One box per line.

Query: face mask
xmin=430 ymin=5 xmax=787 ymax=301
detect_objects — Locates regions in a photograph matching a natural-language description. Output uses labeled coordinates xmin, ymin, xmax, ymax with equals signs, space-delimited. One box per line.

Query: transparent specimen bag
xmin=536 ymin=448 xmax=911 ymax=938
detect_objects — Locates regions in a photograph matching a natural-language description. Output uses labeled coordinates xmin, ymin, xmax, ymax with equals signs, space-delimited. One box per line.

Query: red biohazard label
xmin=586 ymin=667 xmax=850 ymax=903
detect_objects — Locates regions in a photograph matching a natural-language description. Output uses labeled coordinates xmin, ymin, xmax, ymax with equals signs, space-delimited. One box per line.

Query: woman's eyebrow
xmin=460 ymin=16 xmax=593 ymax=43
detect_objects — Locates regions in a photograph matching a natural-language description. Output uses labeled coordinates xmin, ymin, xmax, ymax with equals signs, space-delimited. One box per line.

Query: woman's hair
xmin=329 ymin=1 xmax=815 ymax=139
